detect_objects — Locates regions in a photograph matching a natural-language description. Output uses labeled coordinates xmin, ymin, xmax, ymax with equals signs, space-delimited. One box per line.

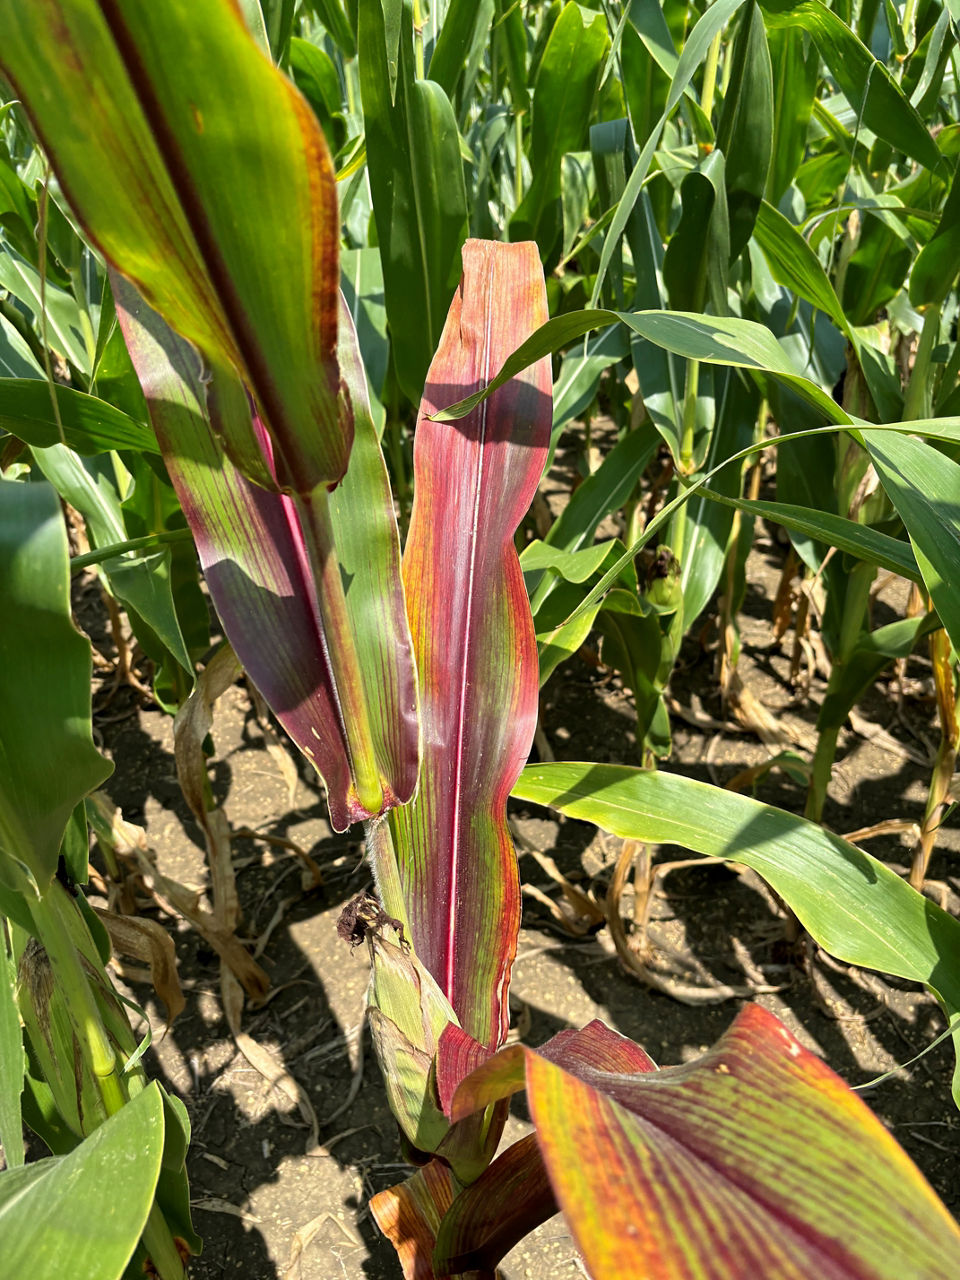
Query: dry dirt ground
xmin=49 ymin=440 xmax=960 ymax=1278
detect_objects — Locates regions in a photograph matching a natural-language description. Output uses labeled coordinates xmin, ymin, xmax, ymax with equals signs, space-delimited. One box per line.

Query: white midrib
xmin=445 ymin=273 xmax=494 ymax=1001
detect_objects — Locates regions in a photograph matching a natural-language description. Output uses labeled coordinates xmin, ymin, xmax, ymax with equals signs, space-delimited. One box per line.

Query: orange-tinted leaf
xmin=388 ymin=240 xmax=552 ymax=1050
xmin=370 ymin=1160 xmax=456 ymax=1280
xmin=450 ymin=1005 xmax=960 ymax=1280
xmin=432 ymin=1133 xmax=557 ymax=1277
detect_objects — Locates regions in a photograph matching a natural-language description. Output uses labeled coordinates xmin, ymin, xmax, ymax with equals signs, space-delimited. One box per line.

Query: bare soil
xmin=66 ymin=440 xmax=960 ymax=1278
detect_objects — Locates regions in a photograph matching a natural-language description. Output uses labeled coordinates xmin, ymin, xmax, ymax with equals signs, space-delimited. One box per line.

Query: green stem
xmin=804 ymin=561 xmax=876 ymax=823
xmin=700 ymin=30 xmax=722 ymax=120
xmin=367 ymin=817 xmax=411 ymax=937
xmin=70 ymin=527 xmax=194 ymax=573
xmin=514 ymin=108 xmax=524 ymax=209
xmin=901 ymin=0 xmax=918 ymax=49
xmin=141 ymin=1207 xmax=186 ymax=1280
xmin=296 ymin=486 xmax=384 ymax=816
xmin=30 ymin=881 xmax=126 ymax=1118
xmin=412 ymin=0 xmax=425 ymax=79
xmin=679 ymin=359 xmax=700 ymax=474
xmin=902 ymin=307 xmax=940 ymax=422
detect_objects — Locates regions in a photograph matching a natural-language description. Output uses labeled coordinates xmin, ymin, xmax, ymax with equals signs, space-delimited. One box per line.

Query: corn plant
xmin=3 ymin=2 xmax=960 ymax=1279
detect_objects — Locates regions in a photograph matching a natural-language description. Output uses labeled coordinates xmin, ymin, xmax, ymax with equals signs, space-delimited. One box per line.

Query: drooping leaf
xmin=0 ymin=1082 xmax=164 ymax=1280
xmin=0 ymin=378 xmax=157 ymax=455
xmin=114 ymin=280 xmax=418 ymax=832
xmin=758 ymin=0 xmax=942 ymax=171
xmin=389 ymin=241 xmax=552 ymax=1050
xmin=753 ymin=200 xmax=855 ymax=343
xmin=0 ymin=480 xmax=112 ymax=891
xmin=435 ymin=308 xmax=849 ymax=426
xmin=862 ymin=430 xmax=960 ymax=656
xmin=447 ymin=1007 xmax=960 ymax=1280
xmin=699 ymin=490 xmax=922 ymax=581
xmin=513 ymin=761 xmax=960 ymax=1101
xmin=1 ymin=0 xmax=346 ymax=493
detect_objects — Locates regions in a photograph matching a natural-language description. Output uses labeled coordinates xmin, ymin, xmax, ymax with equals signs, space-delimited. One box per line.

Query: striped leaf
xmin=389 ymin=240 xmax=552 ymax=1050
xmin=114 ymin=282 xmax=417 ymax=831
xmin=445 ymin=1006 xmax=960 ymax=1279
xmin=1 ymin=0 xmax=345 ymax=494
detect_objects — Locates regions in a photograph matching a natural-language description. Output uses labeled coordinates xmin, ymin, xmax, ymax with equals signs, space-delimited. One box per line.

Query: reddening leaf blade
xmin=370 ymin=1161 xmax=457 ymax=1280
xmin=523 ymin=1006 xmax=960 ymax=1280
xmin=1 ymin=0 xmax=346 ymax=493
xmin=432 ymin=1133 xmax=558 ymax=1276
xmin=389 ymin=240 xmax=552 ymax=1050
xmin=114 ymin=282 xmax=418 ymax=831
xmin=445 ymin=1010 xmax=960 ymax=1279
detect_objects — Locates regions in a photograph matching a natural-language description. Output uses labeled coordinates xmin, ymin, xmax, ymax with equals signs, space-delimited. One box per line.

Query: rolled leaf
xmin=114 ymin=283 xmax=418 ymax=831
xmin=447 ymin=1006 xmax=960 ymax=1280
xmin=1 ymin=0 xmax=346 ymax=493
xmin=388 ymin=240 xmax=552 ymax=1050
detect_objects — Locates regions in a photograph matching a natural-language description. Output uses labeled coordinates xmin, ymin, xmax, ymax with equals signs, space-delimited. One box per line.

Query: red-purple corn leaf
xmin=388 ymin=240 xmax=552 ymax=1051
xmin=431 ymin=1133 xmax=558 ymax=1277
xmin=1 ymin=0 xmax=345 ymax=494
xmin=447 ymin=1005 xmax=960 ymax=1280
xmin=370 ymin=1160 xmax=456 ymax=1280
xmin=114 ymin=281 xmax=417 ymax=831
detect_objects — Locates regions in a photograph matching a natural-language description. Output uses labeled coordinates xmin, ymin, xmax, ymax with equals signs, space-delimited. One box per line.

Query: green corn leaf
xmin=678 ymin=370 xmax=760 ymax=629
xmin=1 ymin=0 xmax=347 ymax=495
xmin=817 ymin=611 xmax=940 ymax=732
xmin=715 ymin=0 xmax=774 ymax=259
xmin=0 ymin=1082 xmax=164 ymax=1280
xmin=429 ymin=0 xmax=494 ymax=98
xmin=444 ymin=1007 xmax=960 ymax=1278
xmin=307 ymin=0 xmax=356 ymax=57
xmin=513 ymin=761 xmax=960 ymax=1103
xmin=0 ymin=480 xmax=112 ymax=891
xmin=434 ymin=308 xmax=849 ymax=426
xmin=699 ymin=490 xmax=922 ymax=581
xmin=358 ymin=0 xmax=468 ymax=405
xmin=0 ymin=379 xmax=157 ymax=455
xmin=0 ymin=925 xmax=24 ymax=1169
xmin=766 ymin=26 xmax=820 ymax=202
xmin=753 ymin=200 xmax=856 ymax=344
xmin=511 ymin=1 xmax=610 ymax=258
xmin=30 ymin=444 xmax=193 ymax=676
xmin=861 ymin=429 xmax=960 ymax=655
xmin=910 ymin=163 xmax=960 ymax=308
xmin=591 ymin=0 xmax=750 ymax=308
xmin=758 ymin=0 xmax=942 ymax=171
xmin=662 ymin=150 xmax=730 ymax=315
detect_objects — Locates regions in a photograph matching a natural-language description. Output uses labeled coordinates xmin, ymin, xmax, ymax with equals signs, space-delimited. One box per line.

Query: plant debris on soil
xmin=47 ymin=426 xmax=960 ymax=1279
